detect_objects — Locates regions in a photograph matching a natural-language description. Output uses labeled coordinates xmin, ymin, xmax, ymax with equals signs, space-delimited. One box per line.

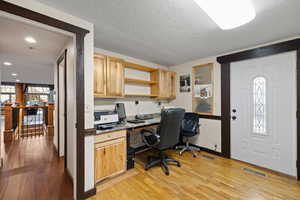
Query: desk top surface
xmin=95 ymin=115 xmax=161 ymax=135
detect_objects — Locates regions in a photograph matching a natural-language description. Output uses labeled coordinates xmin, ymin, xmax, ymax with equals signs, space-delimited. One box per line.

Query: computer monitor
xmin=115 ymin=103 xmax=126 ymax=123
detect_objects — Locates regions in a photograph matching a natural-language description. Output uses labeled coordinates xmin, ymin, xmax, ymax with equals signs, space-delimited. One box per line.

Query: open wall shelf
xmin=125 ymin=78 xmax=157 ymax=85
xmin=125 ymin=94 xmax=157 ymax=97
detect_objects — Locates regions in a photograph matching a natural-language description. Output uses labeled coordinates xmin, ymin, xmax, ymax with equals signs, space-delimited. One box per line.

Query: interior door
xmin=231 ymin=51 xmax=297 ymax=176
xmin=58 ymin=59 xmax=65 ymax=157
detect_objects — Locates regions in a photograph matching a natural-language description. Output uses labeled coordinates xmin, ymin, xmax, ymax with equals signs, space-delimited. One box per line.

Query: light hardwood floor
xmin=89 ymin=149 xmax=300 ymax=200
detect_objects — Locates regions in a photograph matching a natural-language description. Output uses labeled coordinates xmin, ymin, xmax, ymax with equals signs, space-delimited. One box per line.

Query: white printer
xmin=94 ymin=110 xmax=119 ymax=130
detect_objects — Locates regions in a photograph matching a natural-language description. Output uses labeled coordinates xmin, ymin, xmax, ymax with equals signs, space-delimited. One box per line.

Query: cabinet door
xmin=158 ymin=70 xmax=171 ymax=99
xmin=106 ymin=56 xmax=124 ymax=97
xmin=170 ymin=71 xmax=177 ymax=99
xmin=94 ymin=138 xmax=126 ymax=183
xmin=94 ymin=54 xmax=107 ymax=97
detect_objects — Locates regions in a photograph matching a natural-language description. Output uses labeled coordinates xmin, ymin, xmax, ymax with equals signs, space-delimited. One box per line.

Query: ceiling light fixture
xmin=11 ymin=73 xmax=18 ymax=76
xmin=25 ymin=36 xmax=36 ymax=44
xmin=3 ymin=62 xmax=12 ymax=66
xmin=193 ymin=0 xmax=256 ymax=30
xmin=16 ymin=79 xmax=20 ymax=82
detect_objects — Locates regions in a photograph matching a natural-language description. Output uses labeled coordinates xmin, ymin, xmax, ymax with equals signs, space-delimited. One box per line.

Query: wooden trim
xmin=218 ymin=39 xmax=300 ymax=180
xmin=217 ymin=38 xmax=300 ymax=64
xmin=190 ymin=144 xmax=223 ymax=157
xmin=81 ymin=188 xmax=96 ymax=199
xmin=0 ymin=2 xmax=90 ymax=199
xmin=124 ymin=62 xmax=157 ymax=72
xmin=198 ymin=114 xmax=222 ymax=120
xmin=0 ymin=1 xmax=89 ymax=35
xmin=83 ymin=128 xmax=96 ymax=136
xmin=76 ymin=34 xmax=87 ymax=199
xmin=221 ymin=63 xmax=231 ymax=158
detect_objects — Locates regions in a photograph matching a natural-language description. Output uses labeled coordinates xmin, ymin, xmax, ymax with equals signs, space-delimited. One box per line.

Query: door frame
xmin=0 ymin=1 xmax=95 ymax=199
xmin=217 ymin=38 xmax=300 ymax=180
xmin=57 ymin=49 xmax=67 ymax=167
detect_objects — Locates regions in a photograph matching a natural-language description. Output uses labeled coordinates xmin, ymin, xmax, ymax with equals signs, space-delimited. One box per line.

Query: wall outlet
xmin=135 ymin=100 xmax=139 ymax=105
xmin=157 ymin=101 xmax=161 ymax=106
xmin=214 ymin=144 xmax=217 ymax=151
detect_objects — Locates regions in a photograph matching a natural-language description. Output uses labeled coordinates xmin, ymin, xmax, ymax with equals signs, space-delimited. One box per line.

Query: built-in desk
xmin=95 ymin=115 xmax=161 ymax=135
xmin=93 ymin=115 xmax=161 ymax=184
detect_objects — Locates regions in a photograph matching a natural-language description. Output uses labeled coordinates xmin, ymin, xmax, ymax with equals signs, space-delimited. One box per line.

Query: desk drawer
xmin=94 ymin=130 xmax=126 ymax=143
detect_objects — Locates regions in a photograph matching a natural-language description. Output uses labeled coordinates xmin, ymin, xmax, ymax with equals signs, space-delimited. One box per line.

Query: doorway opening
xmin=0 ymin=12 xmax=75 ymax=199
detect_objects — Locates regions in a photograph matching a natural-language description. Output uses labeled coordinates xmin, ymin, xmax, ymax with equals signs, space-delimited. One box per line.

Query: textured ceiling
xmin=0 ymin=15 xmax=70 ymax=84
xmin=35 ymin=0 xmax=300 ymax=66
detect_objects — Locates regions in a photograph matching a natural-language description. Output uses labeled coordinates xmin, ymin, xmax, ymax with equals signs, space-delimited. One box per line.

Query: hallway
xmin=0 ymin=136 xmax=73 ymax=200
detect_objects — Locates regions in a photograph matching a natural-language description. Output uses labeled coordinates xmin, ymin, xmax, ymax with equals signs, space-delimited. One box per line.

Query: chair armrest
xmin=141 ymin=128 xmax=160 ymax=147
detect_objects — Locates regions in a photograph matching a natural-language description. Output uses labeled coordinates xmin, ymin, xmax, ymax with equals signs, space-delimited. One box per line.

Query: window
xmin=27 ymin=86 xmax=50 ymax=94
xmin=253 ymin=77 xmax=266 ymax=134
xmin=0 ymin=85 xmax=16 ymax=104
xmin=26 ymin=86 xmax=50 ymax=105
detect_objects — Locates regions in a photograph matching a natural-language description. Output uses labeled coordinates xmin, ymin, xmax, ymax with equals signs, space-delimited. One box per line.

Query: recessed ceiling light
xmin=11 ymin=73 xmax=18 ymax=76
xmin=25 ymin=36 xmax=36 ymax=44
xmin=16 ymin=79 xmax=20 ymax=82
xmin=3 ymin=62 xmax=12 ymax=66
xmin=194 ymin=0 xmax=256 ymax=30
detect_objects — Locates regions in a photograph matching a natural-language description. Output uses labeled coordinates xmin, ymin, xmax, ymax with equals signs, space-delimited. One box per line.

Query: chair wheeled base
xmin=145 ymin=151 xmax=181 ymax=176
xmin=176 ymin=141 xmax=201 ymax=157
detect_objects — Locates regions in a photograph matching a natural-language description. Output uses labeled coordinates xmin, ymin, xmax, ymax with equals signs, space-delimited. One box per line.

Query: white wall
xmin=5 ymin=0 xmax=95 ymax=196
xmin=54 ymin=37 xmax=77 ymax=180
xmin=94 ymin=48 xmax=170 ymax=116
xmin=169 ymin=57 xmax=222 ymax=152
xmin=1 ymin=65 xmax=54 ymax=84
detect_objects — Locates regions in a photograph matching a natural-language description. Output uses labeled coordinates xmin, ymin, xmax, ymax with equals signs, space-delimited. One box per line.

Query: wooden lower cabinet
xmin=94 ymin=130 xmax=127 ymax=183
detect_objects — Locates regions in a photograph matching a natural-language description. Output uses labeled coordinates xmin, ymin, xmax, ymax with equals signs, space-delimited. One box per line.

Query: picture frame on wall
xmin=179 ymin=74 xmax=191 ymax=93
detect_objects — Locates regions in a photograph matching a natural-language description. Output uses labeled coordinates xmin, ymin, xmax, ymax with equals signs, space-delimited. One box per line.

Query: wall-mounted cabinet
xmin=94 ymin=54 xmax=176 ymax=99
xmin=94 ymin=54 xmax=124 ymax=98
xmin=153 ymin=70 xmax=177 ymax=99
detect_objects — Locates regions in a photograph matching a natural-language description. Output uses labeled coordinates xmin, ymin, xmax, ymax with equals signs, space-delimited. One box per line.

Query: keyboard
xmin=127 ymin=119 xmax=145 ymax=124
xmin=135 ymin=114 xmax=154 ymax=120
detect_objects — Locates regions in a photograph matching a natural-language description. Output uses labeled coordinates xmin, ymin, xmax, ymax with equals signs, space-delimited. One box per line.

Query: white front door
xmin=231 ymin=51 xmax=297 ymax=176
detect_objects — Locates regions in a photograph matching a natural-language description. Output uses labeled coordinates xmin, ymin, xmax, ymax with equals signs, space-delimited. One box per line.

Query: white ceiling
xmin=35 ymin=0 xmax=300 ymax=66
xmin=0 ymin=15 xmax=70 ymax=84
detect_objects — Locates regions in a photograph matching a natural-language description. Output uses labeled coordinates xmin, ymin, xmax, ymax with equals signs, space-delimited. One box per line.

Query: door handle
xmin=232 ymin=116 xmax=237 ymax=120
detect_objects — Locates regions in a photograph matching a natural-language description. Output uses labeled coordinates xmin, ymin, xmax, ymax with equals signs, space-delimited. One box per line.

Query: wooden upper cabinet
xmin=157 ymin=70 xmax=176 ymax=99
xmin=106 ymin=56 xmax=124 ymax=97
xmin=170 ymin=71 xmax=177 ymax=99
xmin=94 ymin=54 xmax=107 ymax=97
xmin=94 ymin=54 xmax=124 ymax=98
xmin=93 ymin=53 xmax=175 ymax=99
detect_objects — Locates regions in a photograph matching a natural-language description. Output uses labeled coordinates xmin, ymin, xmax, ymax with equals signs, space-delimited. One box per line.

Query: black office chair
xmin=176 ymin=112 xmax=200 ymax=157
xmin=141 ymin=108 xmax=185 ymax=175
